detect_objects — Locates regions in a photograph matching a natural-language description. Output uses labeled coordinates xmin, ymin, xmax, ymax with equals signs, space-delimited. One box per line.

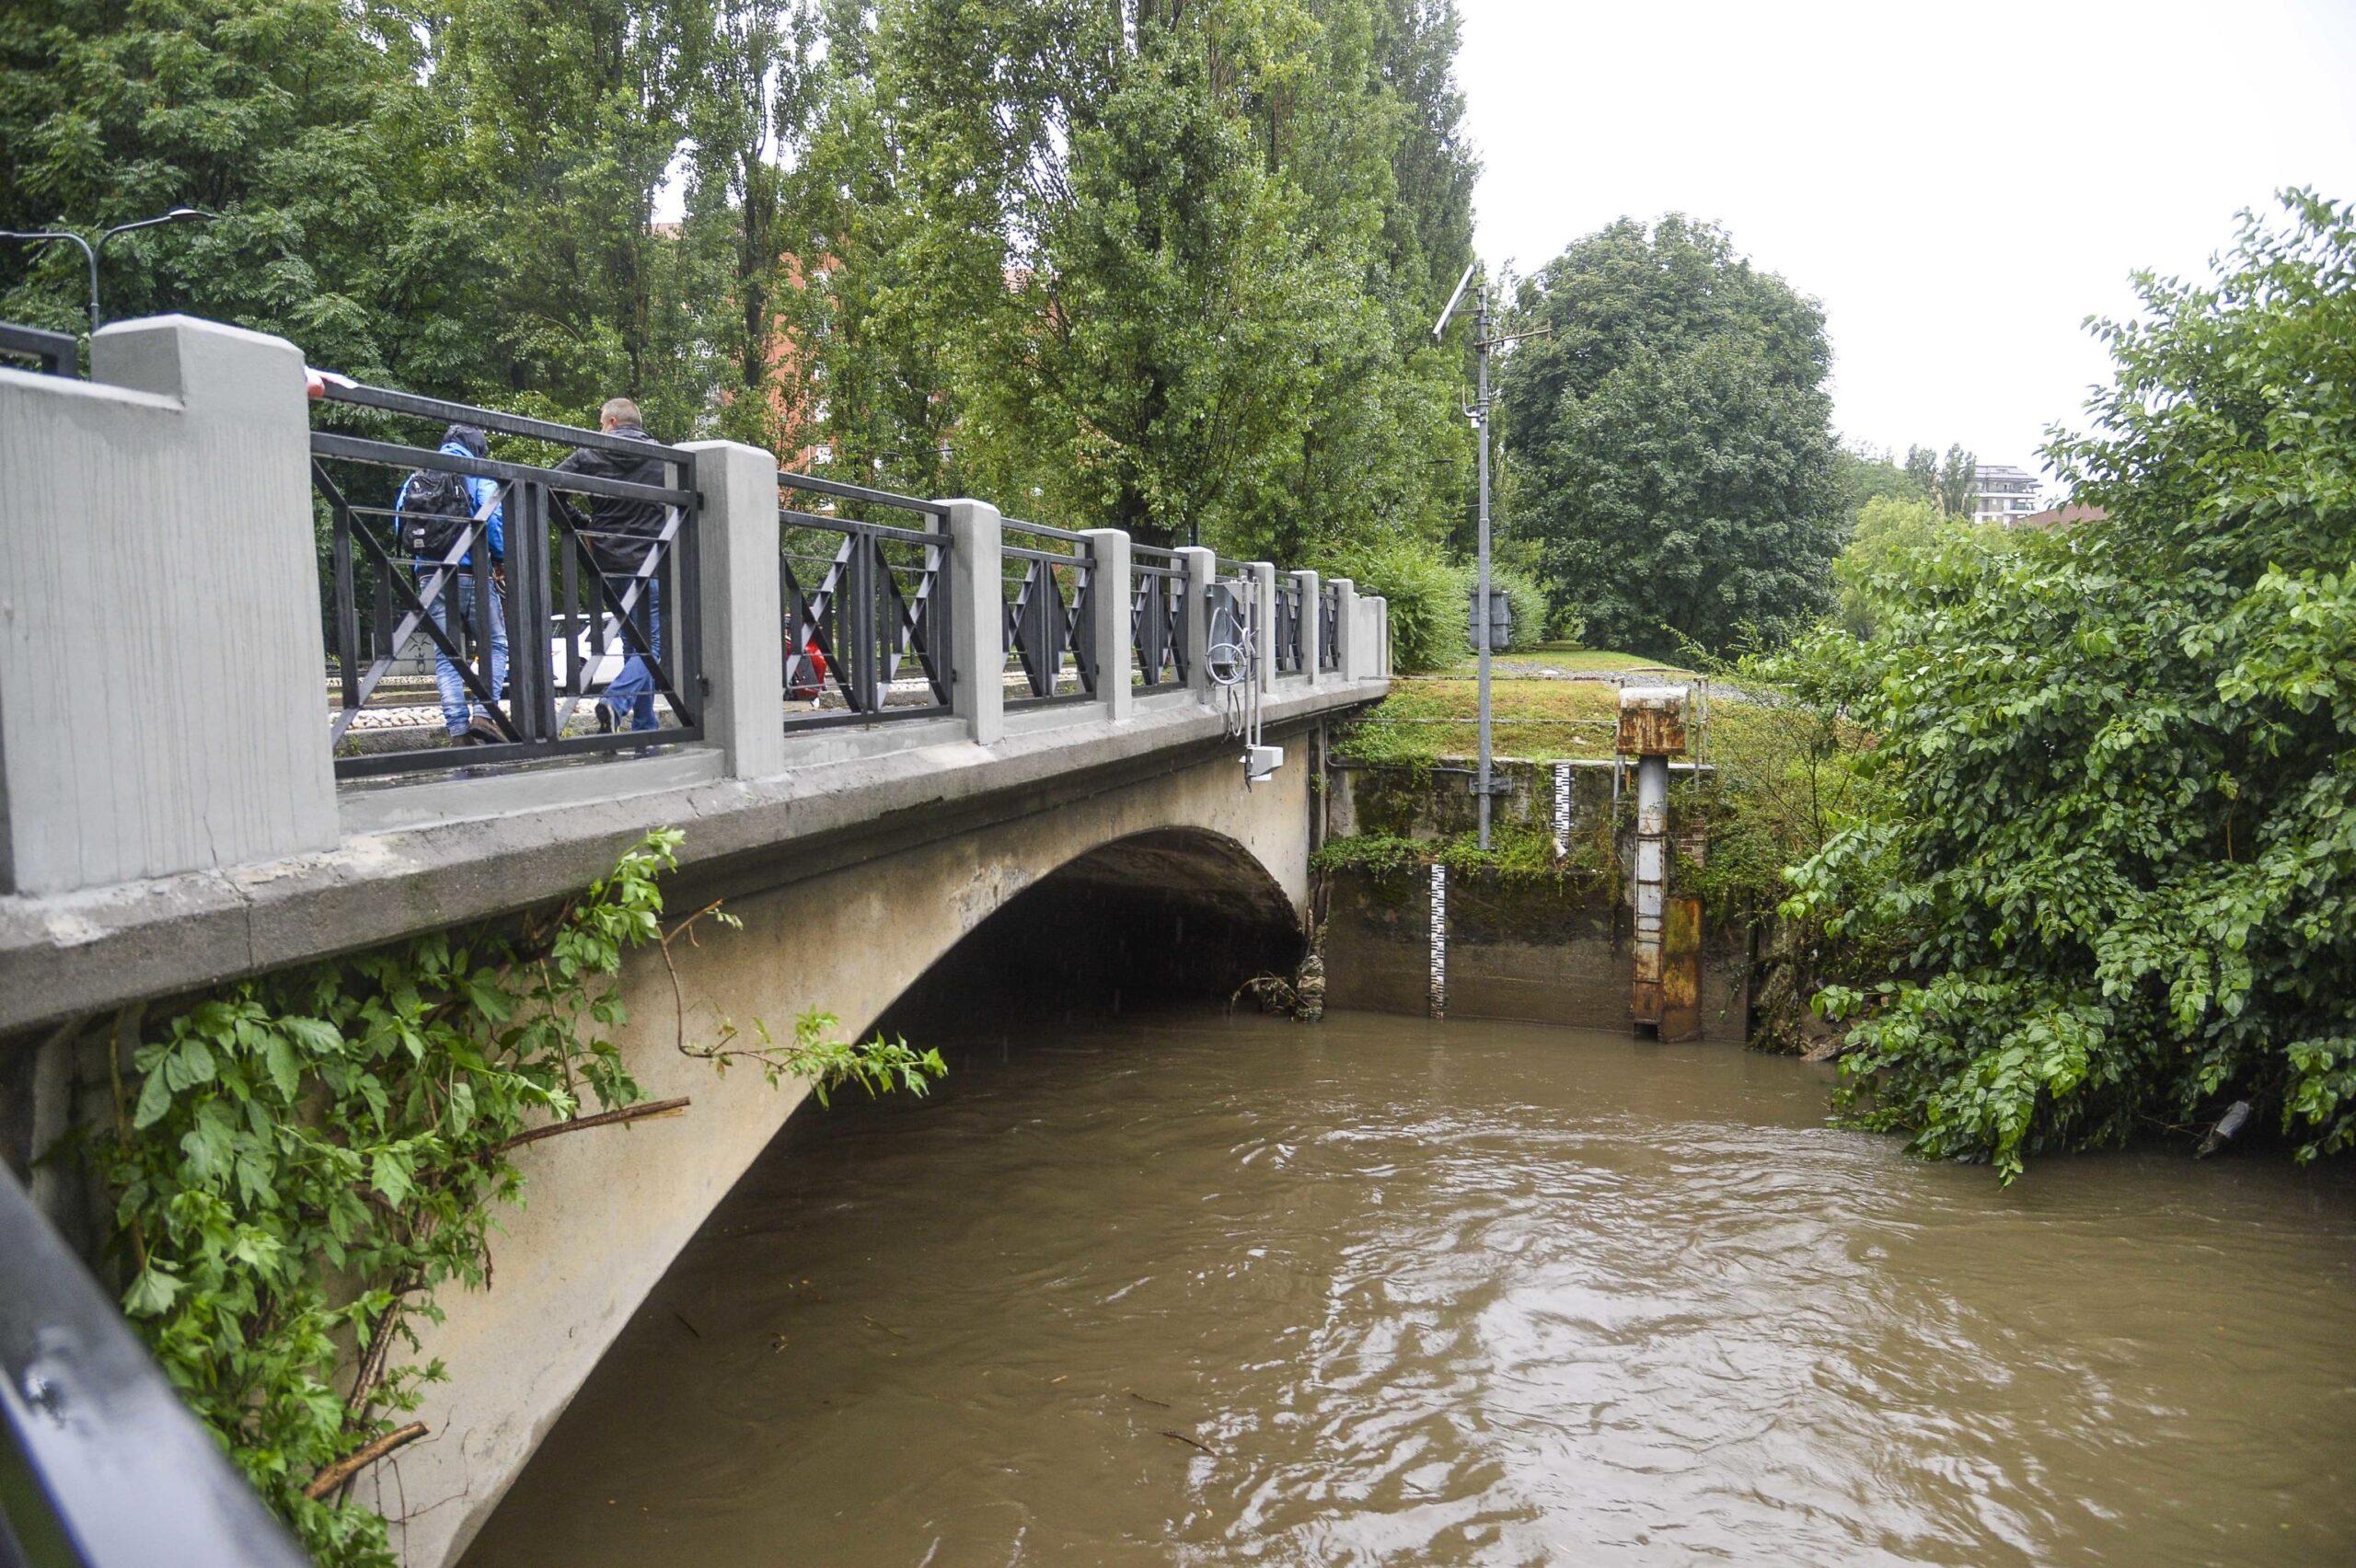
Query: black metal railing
xmin=780 ymin=474 xmax=952 ymax=727
xmin=1319 ymin=580 xmax=1341 ymax=671
xmin=1273 ymin=577 xmax=1304 ymax=674
xmin=1131 ymin=544 xmax=1190 ymax=690
xmin=1 ymin=1164 xmax=312 ymax=1567
xmin=1002 ymin=520 xmax=1095 ymax=708
xmin=310 ymin=384 xmax=702 ymax=778
xmin=0 ymin=321 xmax=77 ymax=377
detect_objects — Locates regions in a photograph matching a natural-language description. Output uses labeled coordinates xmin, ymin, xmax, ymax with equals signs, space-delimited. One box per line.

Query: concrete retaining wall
xmin=1319 ymin=758 xmax=1750 ymax=1042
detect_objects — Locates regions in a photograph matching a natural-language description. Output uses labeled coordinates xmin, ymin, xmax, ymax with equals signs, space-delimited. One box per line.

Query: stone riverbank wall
xmin=1317 ymin=756 xmax=1751 ymax=1042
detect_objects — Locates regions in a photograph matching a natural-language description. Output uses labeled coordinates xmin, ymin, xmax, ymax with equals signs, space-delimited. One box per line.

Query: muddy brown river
xmin=464 ymin=1009 xmax=2356 ymax=1566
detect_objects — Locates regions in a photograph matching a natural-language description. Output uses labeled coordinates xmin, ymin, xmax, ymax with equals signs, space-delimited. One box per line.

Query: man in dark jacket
xmin=553 ymin=398 xmax=670 ymax=732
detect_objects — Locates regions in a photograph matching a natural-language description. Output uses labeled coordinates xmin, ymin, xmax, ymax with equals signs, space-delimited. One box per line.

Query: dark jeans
xmin=604 ymin=577 xmax=661 ymax=732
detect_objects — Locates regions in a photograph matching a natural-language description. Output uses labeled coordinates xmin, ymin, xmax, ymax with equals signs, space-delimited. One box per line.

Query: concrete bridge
xmin=0 ymin=317 xmax=1390 ymax=1564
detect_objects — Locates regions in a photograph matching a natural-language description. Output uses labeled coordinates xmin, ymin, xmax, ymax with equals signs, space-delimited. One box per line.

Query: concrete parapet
xmin=1177 ymin=547 xmax=1216 ymax=702
xmin=1083 ymin=529 xmax=1133 ymax=722
xmin=942 ymin=498 xmax=1004 ymax=745
xmin=1328 ymin=578 xmax=1358 ymax=681
xmin=1251 ymin=561 xmax=1278 ymax=692
xmin=1290 ymin=570 xmax=1321 ymax=683
xmin=0 ymin=316 xmax=336 ymax=894
xmin=680 ymin=441 xmax=784 ymax=778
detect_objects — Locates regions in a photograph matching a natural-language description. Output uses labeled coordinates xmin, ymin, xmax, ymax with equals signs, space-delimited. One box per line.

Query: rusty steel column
xmin=1619 ymin=686 xmax=1689 ymax=1033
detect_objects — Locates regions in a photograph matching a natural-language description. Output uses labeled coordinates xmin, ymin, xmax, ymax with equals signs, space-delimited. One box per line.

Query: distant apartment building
xmin=1971 ymin=464 xmax=2043 ymax=525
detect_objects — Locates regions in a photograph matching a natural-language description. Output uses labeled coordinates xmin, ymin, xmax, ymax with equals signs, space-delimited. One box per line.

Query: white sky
xmin=1457 ymin=0 xmax=2356 ymax=487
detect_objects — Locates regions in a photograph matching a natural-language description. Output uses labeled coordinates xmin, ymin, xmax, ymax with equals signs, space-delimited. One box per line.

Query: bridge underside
xmin=886 ymin=827 xmax=1307 ymax=1032
xmin=355 ymin=729 xmax=1322 ymax=1566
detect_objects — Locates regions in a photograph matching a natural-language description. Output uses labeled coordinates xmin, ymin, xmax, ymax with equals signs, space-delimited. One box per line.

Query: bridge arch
xmin=379 ymin=734 xmax=1320 ymax=1565
xmin=879 ymin=824 xmax=1306 ymax=1030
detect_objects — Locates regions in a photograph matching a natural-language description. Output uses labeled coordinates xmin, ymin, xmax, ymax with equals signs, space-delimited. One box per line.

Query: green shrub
xmin=1324 ymin=536 xmax=1466 ymax=673
xmin=95 ymin=832 xmax=942 ymax=1562
xmin=1773 ymin=191 xmax=2356 ymax=1179
xmin=1486 ymin=560 xmax=1556 ymax=650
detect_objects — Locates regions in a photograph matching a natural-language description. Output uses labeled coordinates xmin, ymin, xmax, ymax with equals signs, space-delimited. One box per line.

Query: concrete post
xmin=1082 ymin=529 xmax=1133 ymax=722
xmin=680 ymin=441 xmax=783 ymax=779
xmin=943 ymin=498 xmax=1004 ymax=745
xmin=1374 ymin=597 xmax=1392 ymax=676
xmin=1177 ymin=546 xmax=1216 ymax=703
xmin=1290 ymin=570 xmax=1320 ymax=685
xmin=1251 ymin=561 xmax=1278 ymax=692
xmin=0 ymin=316 xmax=335 ymax=894
xmin=1328 ymin=577 xmax=1358 ymax=681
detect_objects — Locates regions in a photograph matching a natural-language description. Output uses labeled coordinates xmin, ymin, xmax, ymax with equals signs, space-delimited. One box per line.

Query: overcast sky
xmin=1456 ymin=0 xmax=2356 ymax=488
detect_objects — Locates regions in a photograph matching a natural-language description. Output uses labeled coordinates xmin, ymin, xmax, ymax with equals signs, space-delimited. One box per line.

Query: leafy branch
xmin=89 ymin=827 xmax=943 ymax=1565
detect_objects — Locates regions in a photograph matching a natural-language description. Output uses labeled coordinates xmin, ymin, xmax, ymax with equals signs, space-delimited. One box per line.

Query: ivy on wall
xmin=91 ymin=829 xmax=942 ymax=1564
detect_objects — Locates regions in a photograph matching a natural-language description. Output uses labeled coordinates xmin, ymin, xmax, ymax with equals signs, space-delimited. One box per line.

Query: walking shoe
xmin=467 ymin=714 xmax=504 ymax=746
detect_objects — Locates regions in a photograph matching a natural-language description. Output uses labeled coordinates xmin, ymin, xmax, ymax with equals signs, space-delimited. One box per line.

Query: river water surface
xmin=465 ymin=1009 xmax=2356 ymax=1566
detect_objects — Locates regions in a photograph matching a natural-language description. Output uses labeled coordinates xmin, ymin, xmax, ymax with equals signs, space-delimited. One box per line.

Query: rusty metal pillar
xmin=1619 ymin=686 xmax=1698 ymax=1038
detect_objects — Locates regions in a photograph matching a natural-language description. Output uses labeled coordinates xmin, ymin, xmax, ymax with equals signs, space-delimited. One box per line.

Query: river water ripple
xmin=465 ymin=1010 xmax=2356 ymax=1566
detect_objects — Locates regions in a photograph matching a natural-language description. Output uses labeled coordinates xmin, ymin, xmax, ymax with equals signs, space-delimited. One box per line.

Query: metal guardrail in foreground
xmin=1319 ymin=580 xmax=1341 ymax=671
xmin=0 ymin=323 xmax=77 ymax=378
xmin=1129 ymin=544 xmax=1190 ymax=690
xmin=779 ymin=475 xmax=952 ymax=726
xmin=0 ymin=1163 xmax=310 ymax=1568
xmin=309 ymin=384 xmax=703 ymax=778
xmin=1001 ymin=520 xmax=1095 ymax=709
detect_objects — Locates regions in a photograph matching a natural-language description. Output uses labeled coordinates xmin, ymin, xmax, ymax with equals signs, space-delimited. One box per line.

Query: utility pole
xmin=1435 ymin=261 xmax=1547 ymax=850
xmin=1472 ymin=282 xmax=1496 ymax=848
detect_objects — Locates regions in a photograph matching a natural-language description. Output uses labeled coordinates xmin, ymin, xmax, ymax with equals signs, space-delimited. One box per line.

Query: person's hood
xmin=440 ymin=422 xmax=490 ymax=457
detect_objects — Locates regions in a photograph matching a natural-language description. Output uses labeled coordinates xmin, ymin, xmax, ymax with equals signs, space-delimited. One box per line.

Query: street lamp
xmin=1433 ymin=259 xmax=1549 ymax=850
xmin=0 ymin=208 xmax=215 ymax=334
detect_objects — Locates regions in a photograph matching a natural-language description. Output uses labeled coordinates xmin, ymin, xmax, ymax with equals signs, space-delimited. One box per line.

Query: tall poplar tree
xmin=1499 ymin=214 xmax=1842 ymax=657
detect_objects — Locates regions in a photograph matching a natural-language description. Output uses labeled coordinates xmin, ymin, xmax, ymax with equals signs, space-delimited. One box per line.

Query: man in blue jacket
xmin=396 ymin=423 xmax=507 ymax=744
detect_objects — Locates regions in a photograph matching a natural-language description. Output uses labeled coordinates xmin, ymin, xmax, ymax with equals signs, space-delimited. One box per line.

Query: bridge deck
xmin=0 ymin=674 xmax=1381 ymax=1036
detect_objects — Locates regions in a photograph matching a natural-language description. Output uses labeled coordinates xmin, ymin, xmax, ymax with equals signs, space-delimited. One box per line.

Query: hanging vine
xmin=91 ymin=829 xmax=942 ymax=1565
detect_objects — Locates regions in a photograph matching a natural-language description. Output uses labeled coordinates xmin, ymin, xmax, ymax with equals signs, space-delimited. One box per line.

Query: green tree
xmin=0 ymin=0 xmax=493 ymax=389
xmin=1780 ymin=191 xmax=2356 ymax=1180
xmin=436 ymin=0 xmax=710 ymax=427
xmin=1832 ymin=493 xmax=1944 ymax=637
xmin=1836 ymin=442 xmax=1932 ymax=523
xmin=1497 ymin=214 xmax=1842 ymax=658
xmin=1934 ymin=441 xmax=1976 ymax=516
xmin=682 ymin=0 xmax=825 ymax=447
xmin=1902 ymin=443 xmax=1938 ymax=496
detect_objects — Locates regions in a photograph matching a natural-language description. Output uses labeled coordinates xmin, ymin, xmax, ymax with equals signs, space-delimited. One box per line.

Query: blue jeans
xmin=426 ymin=573 xmax=507 ymax=737
xmin=604 ymin=577 xmax=661 ymax=732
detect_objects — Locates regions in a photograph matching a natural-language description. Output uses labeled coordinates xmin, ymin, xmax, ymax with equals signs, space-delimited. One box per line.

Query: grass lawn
xmin=1436 ymin=641 xmax=1696 ymax=677
xmin=1340 ymin=676 xmax=1622 ymax=765
xmin=1339 ymin=670 xmax=1765 ymax=767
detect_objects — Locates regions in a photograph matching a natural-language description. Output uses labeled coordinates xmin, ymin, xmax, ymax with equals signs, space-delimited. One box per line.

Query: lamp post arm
xmin=0 ymin=228 xmax=99 ymax=332
xmin=92 ymin=208 xmax=214 ymax=328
